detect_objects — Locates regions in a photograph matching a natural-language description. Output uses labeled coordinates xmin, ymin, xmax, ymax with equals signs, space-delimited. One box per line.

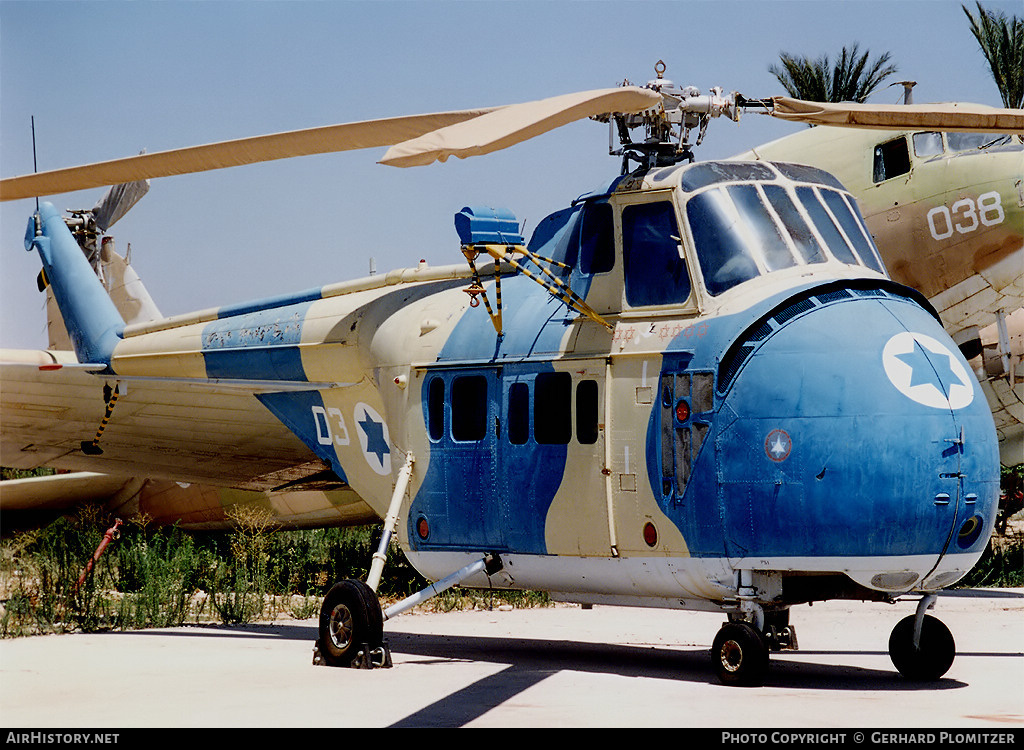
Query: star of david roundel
xmin=882 ymin=332 xmax=974 ymax=410
xmin=354 ymin=402 xmax=392 ymax=475
xmin=764 ymin=429 xmax=792 ymax=462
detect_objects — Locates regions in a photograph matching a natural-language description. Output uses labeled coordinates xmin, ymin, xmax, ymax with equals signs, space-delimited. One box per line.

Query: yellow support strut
xmin=461 ymin=243 xmax=611 ymax=336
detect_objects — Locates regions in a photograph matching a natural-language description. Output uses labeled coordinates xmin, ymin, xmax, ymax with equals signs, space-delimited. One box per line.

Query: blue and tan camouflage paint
xmin=27 ymin=159 xmax=1001 ymax=607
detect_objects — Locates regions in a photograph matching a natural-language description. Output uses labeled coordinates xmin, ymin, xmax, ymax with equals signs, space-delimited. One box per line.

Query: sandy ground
xmin=1 ymin=587 xmax=1021 ymax=729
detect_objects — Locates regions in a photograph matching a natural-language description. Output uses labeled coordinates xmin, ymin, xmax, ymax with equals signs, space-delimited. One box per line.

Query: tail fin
xmin=26 ymin=202 xmax=124 ymax=365
xmin=45 ymin=235 xmax=162 ymax=350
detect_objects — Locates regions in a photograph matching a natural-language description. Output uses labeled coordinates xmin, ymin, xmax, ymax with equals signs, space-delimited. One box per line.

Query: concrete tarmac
xmin=2 ymin=589 xmax=1022 ymax=729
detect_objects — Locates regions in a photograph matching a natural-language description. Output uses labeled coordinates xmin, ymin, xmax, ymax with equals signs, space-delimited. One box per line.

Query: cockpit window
xmin=795 ymin=186 xmax=858 ymax=265
xmin=946 ymin=132 xmax=1012 ymax=151
xmin=772 ymin=162 xmax=846 ymax=190
xmin=761 ymin=185 xmax=826 ymax=264
xmin=686 ymin=187 xmax=763 ymax=296
xmin=872 ymin=137 xmax=911 ymax=182
xmin=686 ymin=180 xmax=885 ymax=297
xmin=819 ymin=190 xmax=885 ymax=273
xmin=622 ymin=201 xmax=692 ymax=306
xmin=681 ymin=161 xmax=777 ymax=192
xmin=729 ymin=185 xmax=796 ymax=272
xmin=913 ymin=132 xmax=944 ymax=157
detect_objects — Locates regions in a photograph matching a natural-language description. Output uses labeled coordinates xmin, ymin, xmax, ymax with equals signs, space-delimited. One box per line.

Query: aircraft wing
xmin=0 ymin=471 xmax=132 ymax=511
xmin=1 ymin=348 xmax=330 ymax=490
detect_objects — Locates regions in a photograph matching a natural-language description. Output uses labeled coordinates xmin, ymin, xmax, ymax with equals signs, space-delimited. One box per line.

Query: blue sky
xmin=1 ymin=0 xmax=1018 ymax=350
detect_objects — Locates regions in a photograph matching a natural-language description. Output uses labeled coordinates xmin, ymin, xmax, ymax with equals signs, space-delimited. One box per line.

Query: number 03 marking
xmin=927 ymin=191 xmax=1004 ymax=241
xmin=312 ymin=406 xmax=350 ymax=446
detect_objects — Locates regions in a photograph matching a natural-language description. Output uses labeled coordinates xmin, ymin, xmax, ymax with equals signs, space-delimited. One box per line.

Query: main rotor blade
xmin=769 ymin=97 xmax=1024 ymax=133
xmin=0 ymin=108 xmax=499 ymax=202
xmin=380 ymin=87 xmax=663 ymax=167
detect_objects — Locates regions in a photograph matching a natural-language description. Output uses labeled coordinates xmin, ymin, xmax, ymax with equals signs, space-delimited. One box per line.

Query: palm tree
xmin=769 ymin=44 xmax=898 ymax=103
xmin=962 ymin=2 xmax=1024 ymax=108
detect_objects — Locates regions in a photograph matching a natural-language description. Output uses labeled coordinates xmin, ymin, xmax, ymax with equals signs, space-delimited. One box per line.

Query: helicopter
xmin=1 ymin=68 xmax=1021 ymax=686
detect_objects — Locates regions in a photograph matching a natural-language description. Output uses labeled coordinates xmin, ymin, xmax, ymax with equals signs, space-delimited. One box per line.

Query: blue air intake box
xmin=454 ymin=206 xmax=524 ymax=246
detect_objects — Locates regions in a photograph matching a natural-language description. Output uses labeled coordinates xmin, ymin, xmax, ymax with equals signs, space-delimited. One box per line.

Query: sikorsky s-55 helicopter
xmin=2 ymin=66 xmax=1022 ymax=686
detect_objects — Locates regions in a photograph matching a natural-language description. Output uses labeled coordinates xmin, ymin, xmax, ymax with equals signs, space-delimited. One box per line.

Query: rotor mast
xmin=603 ymin=60 xmax=741 ymax=172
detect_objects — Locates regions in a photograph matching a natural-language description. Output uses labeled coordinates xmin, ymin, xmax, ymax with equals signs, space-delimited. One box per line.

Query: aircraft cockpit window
xmin=947 ymin=131 xmax=1012 ymax=151
xmin=686 ymin=187 xmax=767 ymax=296
xmin=622 ymin=201 xmax=693 ymax=307
xmin=578 ymin=200 xmax=615 ymax=275
xmin=795 ymin=186 xmax=859 ymax=266
xmin=872 ymin=137 xmax=911 ymax=182
xmin=772 ymin=162 xmax=846 ymax=190
xmin=761 ymin=185 xmax=827 ymax=265
xmin=729 ymin=185 xmax=796 ymax=273
xmin=819 ymin=190 xmax=886 ymax=273
xmin=681 ymin=161 xmax=777 ymax=192
xmin=913 ymin=132 xmax=944 ymax=157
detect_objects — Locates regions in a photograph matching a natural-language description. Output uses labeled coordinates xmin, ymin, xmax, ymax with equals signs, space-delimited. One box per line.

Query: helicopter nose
xmin=712 ymin=286 xmax=1000 ymax=592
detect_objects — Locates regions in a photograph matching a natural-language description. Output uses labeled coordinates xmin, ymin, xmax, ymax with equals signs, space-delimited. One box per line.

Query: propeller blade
xmin=380 ymin=87 xmax=663 ymax=167
xmin=768 ymin=97 xmax=1024 ymax=133
xmin=0 ymin=108 xmax=499 ymax=202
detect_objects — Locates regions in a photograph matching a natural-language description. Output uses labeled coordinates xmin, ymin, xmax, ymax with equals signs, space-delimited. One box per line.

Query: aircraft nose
xmin=711 ymin=286 xmax=1000 ymax=591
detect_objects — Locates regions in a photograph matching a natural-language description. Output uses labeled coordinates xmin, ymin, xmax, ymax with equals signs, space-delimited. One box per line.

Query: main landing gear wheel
xmin=712 ymin=622 xmax=769 ymax=687
xmin=316 ymin=579 xmax=387 ymax=668
xmin=888 ymin=614 xmax=955 ymax=681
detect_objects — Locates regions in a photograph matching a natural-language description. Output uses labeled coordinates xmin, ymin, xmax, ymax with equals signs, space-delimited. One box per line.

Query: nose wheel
xmin=712 ymin=622 xmax=770 ymax=686
xmin=888 ymin=613 xmax=955 ymax=681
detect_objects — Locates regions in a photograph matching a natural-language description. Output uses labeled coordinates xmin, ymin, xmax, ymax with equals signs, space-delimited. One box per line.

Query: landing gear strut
xmin=888 ymin=595 xmax=955 ymax=681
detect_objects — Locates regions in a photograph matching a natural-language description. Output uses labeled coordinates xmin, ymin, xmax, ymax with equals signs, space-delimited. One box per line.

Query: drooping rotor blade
xmin=767 ymin=97 xmax=1024 ymax=133
xmin=380 ymin=87 xmax=664 ymax=167
xmin=0 ymin=108 xmax=499 ymax=202
xmin=91 ymin=177 xmax=150 ymax=232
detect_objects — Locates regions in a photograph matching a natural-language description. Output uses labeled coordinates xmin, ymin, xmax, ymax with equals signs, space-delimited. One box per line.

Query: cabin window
xmin=534 ymin=372 xmax=572 ymax=444
xmin=872 ymin=137 xmax=910 ymax=182
xmin=427 ymin=377 xmax=445 ymax=441
xmin=507 ymin=381 xmax=529 ymax=445
xmin=451 ymin=375 xmax=487 ymax=441
xmin=576 ymin=380 xmax=599 ymax=445
xmin=913 ymin=132 xmax=943 ymax=157
xmin=622 ymin=201 xmax=692 ymax=306
xmin=578 ymin=201 xmax=615 ymax=275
